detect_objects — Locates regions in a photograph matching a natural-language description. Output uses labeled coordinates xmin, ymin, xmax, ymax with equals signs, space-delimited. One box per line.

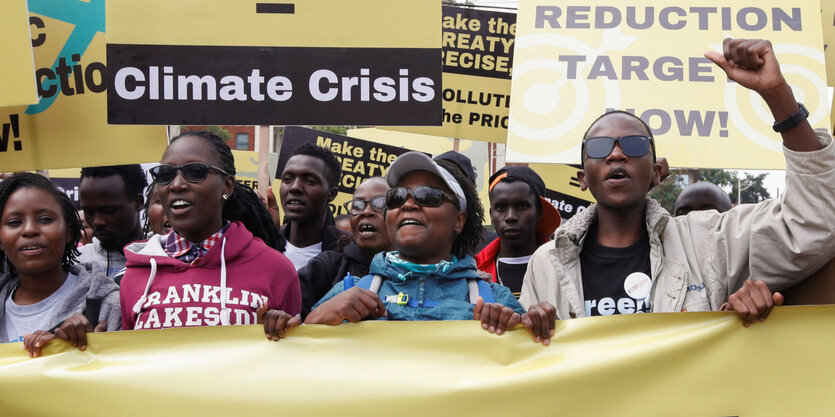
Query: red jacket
xmin=475 ymin=234 xmax=551 ymax=283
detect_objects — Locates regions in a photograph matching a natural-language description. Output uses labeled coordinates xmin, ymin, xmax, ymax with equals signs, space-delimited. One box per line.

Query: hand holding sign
xmin=705 ymin=38 xmax=787 ymax=97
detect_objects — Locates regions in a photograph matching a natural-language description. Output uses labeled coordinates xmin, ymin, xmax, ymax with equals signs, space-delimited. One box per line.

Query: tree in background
xmin=649 ymin=169 xmax=772 ymax=213
xmin=647 ymin=170 xmax=684 ymax=213
xmin=699 ymin=169 xmax=770 ymax=204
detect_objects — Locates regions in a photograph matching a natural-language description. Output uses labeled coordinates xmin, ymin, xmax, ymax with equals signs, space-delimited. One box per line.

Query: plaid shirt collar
xmin=165 ymin=222 xmax=230 ymax=264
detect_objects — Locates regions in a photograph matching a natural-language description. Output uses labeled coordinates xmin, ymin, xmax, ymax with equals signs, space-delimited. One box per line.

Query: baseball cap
xmin=435 ymin=151 xmax=476 ymax=183
xmin=488 ymin=165 xmax=561 ymax=235
xmin=386 ymin=151 xmax=467 ymax=211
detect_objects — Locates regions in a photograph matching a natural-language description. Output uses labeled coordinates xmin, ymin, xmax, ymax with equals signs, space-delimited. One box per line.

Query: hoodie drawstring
xmin=219 ymin=237 xmax=230 ymax=326
xmin=133 ymin=257 xmax=158 ymax=328
xmin=132 ymin=238 xmax=232 ymax=328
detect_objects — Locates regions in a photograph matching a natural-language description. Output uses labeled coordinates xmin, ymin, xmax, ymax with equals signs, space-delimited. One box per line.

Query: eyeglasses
xmin=583 ymin=135 xmax=653 ymax=159
xmin=149 ymin=163 xmax=231 ymax=185
xmin=386 ymin=186 xmax=457 ymax=210
xmin=343 ymin=196 xmax=386 ymax=216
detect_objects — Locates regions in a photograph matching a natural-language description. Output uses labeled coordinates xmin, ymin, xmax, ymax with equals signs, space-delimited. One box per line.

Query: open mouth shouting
xmin=357 ymin=221 xmax=379 ymax=238
xmin=169 ymin=198 xmax=194 ymax=215
xmin=398 ymin=218 xmax=424 ymax=228
xmin=605 ymin=167 xmax=631 ymax=186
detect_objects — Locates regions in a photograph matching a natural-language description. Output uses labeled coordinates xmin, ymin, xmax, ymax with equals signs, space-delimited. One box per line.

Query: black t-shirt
xmin=580 ymin=221 xmax=652 ymax=316
xmin=496 ymin=259 xmax=528 ymax=299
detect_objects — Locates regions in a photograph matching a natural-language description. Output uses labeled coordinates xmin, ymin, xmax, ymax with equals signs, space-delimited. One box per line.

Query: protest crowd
xmin=1 ymin=34 xmax=833 ymax=362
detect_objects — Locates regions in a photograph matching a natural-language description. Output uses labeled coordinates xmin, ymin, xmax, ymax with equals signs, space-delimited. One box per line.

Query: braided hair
xmin=170 ymin=131 xmax=286 ymax=252
xmin=435 ymin=159 xmax=485 ymax=258
xmin=0 ymin=173 xmax=81 ymax=273
xmin=142 ymin=183 xmax=161 ymax=236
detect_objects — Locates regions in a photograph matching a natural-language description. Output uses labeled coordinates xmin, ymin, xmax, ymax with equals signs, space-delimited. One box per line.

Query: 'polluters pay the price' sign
xmin=106 ymin=0 xmax=442 ymax=126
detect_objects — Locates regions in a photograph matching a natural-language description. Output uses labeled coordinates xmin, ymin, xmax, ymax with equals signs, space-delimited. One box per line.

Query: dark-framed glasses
xmin=583 ymin=135 xmax=653 ymax=159
xmin=386 ymin=186 xmax=457 ymax=210
xmin=149 ymin=162 xmax=231 ymax=185
xmin=343 ymin=196 xmax=386 ymax=215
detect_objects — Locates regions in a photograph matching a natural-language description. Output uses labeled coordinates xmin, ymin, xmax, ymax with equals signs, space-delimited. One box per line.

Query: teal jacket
xmin=313 ymin=252 xmax=524 ymax=321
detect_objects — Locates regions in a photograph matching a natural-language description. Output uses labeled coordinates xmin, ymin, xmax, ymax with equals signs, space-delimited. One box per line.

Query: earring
xmin=222 ymin=194 xmax=228 ymax=200
xmin=455 ymin=228 xmax=460 ymax=233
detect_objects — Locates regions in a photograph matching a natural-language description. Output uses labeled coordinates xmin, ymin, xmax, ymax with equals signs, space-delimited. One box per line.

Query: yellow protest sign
xmin=106 ymin=0 xmax=442 ymax=126
xmin=823 ymin=0 xmax=835 ymax=86
xmin=2 ymin=308 xmax=835 ymax=416
xmin=507 ymin=0 xmax=828 ymax=169
xmin=231 ymin=150 xmax=278 ymax=191
xmin=0 ymin=0 xmax=166 ymax=172
xmin=0 ymin=0 xmax=38 ymax=107
xmin=384 ymin=6 xmax=515 ymax=143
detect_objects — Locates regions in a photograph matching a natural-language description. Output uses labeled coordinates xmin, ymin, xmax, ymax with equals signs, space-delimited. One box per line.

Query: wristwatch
xmin=772 ymin=102 xmax=809 ymax=133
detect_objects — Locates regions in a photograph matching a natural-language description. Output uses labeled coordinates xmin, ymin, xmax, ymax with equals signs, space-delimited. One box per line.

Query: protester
xmin=516 ymin=38 xmax=835 ymax=327
xmin=476 ymin=166 xmax=560 ymax=297
xmin=78 ymin=164 xmax=146 ymax=279
xmin=119 ymin=131 xmax=301 ymax=333
xmin=78 ymin=210 xmax=94 ymax=246
xmin=297 ymin=177 xmax=394 ymax=317
xmin=334 ymin=214 xmax=351 ymax=236
xmin=278 ymin=143 xmax=351 ymax=270
xmin=0 ymin=173 xmax=120 ymax=357
xmin=673 ymin=182 xmax=733 ymax=216
xmin=143 ymin=184 xmax=171 ymax=236
xmin=297 ymin=151 xmax=553 ymax=345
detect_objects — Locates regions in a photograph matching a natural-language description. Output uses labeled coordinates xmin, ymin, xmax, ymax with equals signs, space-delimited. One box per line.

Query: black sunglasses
xmin=386 ymin=186 xmax=457 ymax=210
xmin=583 ymin=135 xmax=653 ymax=159
xmin=343 ymin=196 xmax=386 ymax=216
xmin=149 ymin=162 xmax=231 ymax=185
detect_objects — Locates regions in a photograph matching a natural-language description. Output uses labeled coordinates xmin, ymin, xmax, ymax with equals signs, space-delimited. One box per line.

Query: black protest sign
xmin=107 ymin=46 xmax=441 ymax=126
xmin=106 ymin=1 xmax=442 ymax=126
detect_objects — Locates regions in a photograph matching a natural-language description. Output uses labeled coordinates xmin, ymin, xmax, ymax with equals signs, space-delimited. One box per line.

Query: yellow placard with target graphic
xmin=507 ymin=0 xmax=828 ymax=169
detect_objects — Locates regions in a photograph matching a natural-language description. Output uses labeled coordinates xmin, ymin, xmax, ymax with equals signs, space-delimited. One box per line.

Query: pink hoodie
xmin=120 ymin=221 xmax=300 ymax=330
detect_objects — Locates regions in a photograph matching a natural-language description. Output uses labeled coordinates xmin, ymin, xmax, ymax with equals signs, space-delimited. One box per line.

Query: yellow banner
xmin=507 ymin=0 xmax=829 ymax=169
xmin=1 ymin=307 xmax=834 ymax=416
xmin=0 ymin=0 xmax=166 ymax=172
xmin=0 ymin=0 xmax=38 ymax=106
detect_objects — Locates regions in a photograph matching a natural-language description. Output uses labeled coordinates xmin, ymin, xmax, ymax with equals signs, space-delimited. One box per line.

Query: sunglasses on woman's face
xmin=343 ymin=196 xmax=386 ymax=215
xmin=385 ymin=186 xmax=457 ymax=210
xmin=149 ymin=162 xmax=231 ymax=185
xmin=583 ymin=135 xmax=653 ymax=159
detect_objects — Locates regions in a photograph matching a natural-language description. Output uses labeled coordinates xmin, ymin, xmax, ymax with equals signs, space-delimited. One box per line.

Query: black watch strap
xmin=772 ymin=102 xmax=809 ymax=133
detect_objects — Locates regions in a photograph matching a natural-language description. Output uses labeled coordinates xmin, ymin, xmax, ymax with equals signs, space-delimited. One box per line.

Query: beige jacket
xmin=520 ymin=130 xmax=835 ymax=319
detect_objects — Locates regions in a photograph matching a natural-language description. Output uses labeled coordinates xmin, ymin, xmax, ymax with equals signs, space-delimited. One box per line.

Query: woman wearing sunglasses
xmin=297 ymin=177 xmax=393 ymax=318
xmin=299 ymin=152 xmax=552 ymax=343
xmin=118 ymin=131 xmax=301 ymax=336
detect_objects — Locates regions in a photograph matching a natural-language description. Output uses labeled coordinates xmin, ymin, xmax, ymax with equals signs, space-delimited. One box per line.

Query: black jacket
xmin=297 ymin=241 xmax=374 ymax=318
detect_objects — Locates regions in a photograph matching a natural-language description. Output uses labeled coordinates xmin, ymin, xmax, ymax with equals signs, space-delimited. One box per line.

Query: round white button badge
xmin=624 ymin=272 xmax=652 ymax=300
